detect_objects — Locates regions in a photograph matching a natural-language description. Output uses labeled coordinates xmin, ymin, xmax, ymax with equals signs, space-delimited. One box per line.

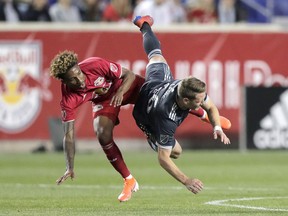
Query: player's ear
xmin=183 ymin=97 xmax=190 ymax=104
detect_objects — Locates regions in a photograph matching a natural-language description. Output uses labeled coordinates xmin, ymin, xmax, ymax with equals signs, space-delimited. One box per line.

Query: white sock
xmin=125 ymin=174 xmax=132 ymax=179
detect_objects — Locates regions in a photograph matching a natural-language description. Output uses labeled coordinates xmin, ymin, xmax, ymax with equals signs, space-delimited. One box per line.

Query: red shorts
xmin=92 ymin=75 xmax=145 ymax=125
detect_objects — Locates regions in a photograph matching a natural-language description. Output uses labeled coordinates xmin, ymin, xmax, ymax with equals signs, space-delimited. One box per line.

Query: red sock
xmin=101 ymin=141 xmax=130 ymax=178
xmin=189 ymin=107 xmax=205 ymax=118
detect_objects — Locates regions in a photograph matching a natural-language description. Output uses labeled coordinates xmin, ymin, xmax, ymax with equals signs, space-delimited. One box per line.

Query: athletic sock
xmin=125 ymin=174 xmax=132 ymax=180
xmin=141 ymin=23 xmax=162 ymax=59
xmin=101 ymin=141 xmax=130 ymax=178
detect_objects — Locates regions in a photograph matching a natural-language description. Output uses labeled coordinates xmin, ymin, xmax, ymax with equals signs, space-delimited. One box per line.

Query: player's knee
xmin=95 ymin=127 xmax=113 ymax=145
xmin=93 ymin=116 xmax=115 ymax=145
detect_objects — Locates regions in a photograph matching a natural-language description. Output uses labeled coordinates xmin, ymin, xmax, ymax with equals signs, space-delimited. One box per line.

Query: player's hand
xmin=213 ymin=126 xmax=230 ymax=145
xmin=110 ymin=92 xmax=123 ymax=107
xmin=56 ymin=169 xmax=75 ymax=185
xmin=184 ymin=178 xmax=204 ymax=194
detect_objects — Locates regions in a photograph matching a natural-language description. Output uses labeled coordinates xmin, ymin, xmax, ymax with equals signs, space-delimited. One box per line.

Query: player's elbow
xmin=170 ymin=151 xmax=181 ymax=159
xmin=170 ymin=144 xmax=182 ymax=159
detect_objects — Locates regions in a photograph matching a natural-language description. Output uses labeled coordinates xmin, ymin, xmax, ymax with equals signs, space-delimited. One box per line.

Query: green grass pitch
xmin=0 ymin=150 xmax=287 ymax=216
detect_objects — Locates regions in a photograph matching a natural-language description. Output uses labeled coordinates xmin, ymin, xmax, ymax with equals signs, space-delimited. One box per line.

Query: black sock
xmin=141 ymin=23 xmax=162 ymax=59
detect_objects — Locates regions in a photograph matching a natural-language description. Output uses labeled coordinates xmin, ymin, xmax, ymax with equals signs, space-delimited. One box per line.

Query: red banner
xmin=0 ymin=28 xmax=287 ymax=139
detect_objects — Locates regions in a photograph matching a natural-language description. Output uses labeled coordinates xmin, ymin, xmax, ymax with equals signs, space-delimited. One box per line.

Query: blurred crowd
xmin=0 ymin=0 xmax=288 ymax=24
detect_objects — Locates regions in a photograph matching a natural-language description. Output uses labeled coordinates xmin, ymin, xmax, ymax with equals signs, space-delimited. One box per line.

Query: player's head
xmin=177 ymin=77 xmax=206 ymax=110
xmin=50 ymin=50 xmax=86 ymax=89
xmin=50 ymin=50 xmax=78 ymax=80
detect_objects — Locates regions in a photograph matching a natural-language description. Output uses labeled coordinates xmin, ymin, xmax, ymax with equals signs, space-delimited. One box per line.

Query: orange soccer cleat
xmin=201 ymin=113 xmax=232 ymax=130
xmin=133 ymin=15 xmax=154 ymax=29
xmin=118 ymin=177 xmax=139 ymax=202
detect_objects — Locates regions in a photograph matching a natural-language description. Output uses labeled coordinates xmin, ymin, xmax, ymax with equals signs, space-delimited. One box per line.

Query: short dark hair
xmin=178 ymin=77 xmax=206 ymax=99
xmin=50 ymin=50 xmax=78 ymax=80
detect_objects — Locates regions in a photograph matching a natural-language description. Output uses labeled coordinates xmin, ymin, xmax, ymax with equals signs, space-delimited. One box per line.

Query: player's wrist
xmin=213 ymin=125 xmax=222 ymax=132
xmin=181 ymin=175 xmax=189 ymax=185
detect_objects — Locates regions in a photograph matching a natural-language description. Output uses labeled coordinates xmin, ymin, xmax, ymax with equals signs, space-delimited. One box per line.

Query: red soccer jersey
xmin=60 ymin=57 xmax=123 ymax=122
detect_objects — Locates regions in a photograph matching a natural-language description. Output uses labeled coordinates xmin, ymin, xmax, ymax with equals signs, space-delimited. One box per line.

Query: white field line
xmin=0 ymin=183 xmax=285 ymax=191
xmin=205 ymin=197 xmax=288 ymax=212
xmin=2 ymin=184 xmax=288 ymax=212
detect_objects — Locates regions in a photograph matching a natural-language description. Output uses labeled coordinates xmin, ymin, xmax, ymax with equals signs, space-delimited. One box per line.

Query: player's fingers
xmin=187 ymin=186 xmax=196 ymax=194
xmin=192 ymin=187 xmax=201 ymax=194
xmin=56 ymin=176 xmax=68 ymax=185
xmin=191 ymin=186 xmax=201 ymax=194
xmin=56 ymin=176 xmax=64 ymax=185
xmin=194 ymin=179 xmax=203 ymax=187
xmin=56 ymin=173 xmax=71 ymax=185
xmin=213 ymin=131 xmax=218 ymax=140
xmin=110 ymin=96 xmax=116 ymax=106
xmin=187 ymin=184 xmax=203 ymax=194
xmin=195 ymin=183 xmax=203 ymax=192
xmin=114 ymin=96 xmax=123 ymax=106
xmin=110 ymin=96 xmax=122 ymax=107
xmin=117 ymin=98 xmax=123 ymax=106
xmin=221 ymin=133 xmax=225 ymax=142
xmin=220 ymin=133 xmax=230 ymax=145
xmin=224 ymin=137 xmax=231 ymax=145
xmin=196 ymin=181 xmax=204 ymax=189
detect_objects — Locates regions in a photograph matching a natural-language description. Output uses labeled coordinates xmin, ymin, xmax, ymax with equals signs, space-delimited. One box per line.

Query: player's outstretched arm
xmin=201 ymin=99 xmax=231 ymax=145
xmin=56 ymin=121 xmax=76 ymax=185
xmin=110 ymin=67 xmax=135 ymax=107
xmin=157 ymin=147 xmax=204 ymax=194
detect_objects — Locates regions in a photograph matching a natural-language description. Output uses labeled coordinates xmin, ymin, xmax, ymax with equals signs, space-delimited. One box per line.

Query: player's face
xmin=186 ymin=92 xmax=206 ymax=110
xmin=62 ymin=65 xmax=86 ymax=90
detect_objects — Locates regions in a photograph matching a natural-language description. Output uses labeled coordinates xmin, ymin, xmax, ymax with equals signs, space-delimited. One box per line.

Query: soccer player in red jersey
xmin=50 ymin=51 xmax=142 ymax=202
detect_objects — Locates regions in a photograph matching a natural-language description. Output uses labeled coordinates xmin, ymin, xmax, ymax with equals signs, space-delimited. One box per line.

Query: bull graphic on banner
xmin=0 ymin=42 xmax=51 ymax=133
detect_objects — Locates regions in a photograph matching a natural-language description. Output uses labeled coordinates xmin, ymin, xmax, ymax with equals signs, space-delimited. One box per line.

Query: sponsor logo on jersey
xmin=0 ymin=41 xmax=51 ymax=133
xmin=110 ymin=63 xmax=118 ymax=73
xmin=94 ymin=77 xmax=104 ymax=86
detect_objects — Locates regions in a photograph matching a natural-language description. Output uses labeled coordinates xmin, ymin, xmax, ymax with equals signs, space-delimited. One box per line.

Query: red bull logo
xmin=0 ymin=42 xmax=51 ymax=133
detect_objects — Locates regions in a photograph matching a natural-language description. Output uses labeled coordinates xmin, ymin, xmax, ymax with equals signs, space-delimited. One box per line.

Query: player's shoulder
xmin=79 ymin=57 xmax=120 ymax=70
xmin=79 ymin=57 xmax=104 ymax=65
xmin=78 ymin=57 xmax=107 ymax=74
